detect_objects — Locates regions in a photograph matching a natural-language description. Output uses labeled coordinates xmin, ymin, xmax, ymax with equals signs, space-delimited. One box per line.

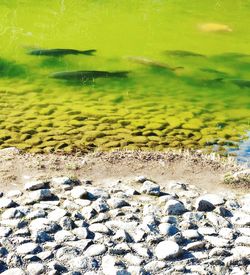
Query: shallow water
xmin=0 ymin=1 xmax=249 ymax=159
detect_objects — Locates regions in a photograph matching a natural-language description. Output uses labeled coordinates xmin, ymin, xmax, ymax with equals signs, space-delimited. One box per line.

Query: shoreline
xmin=0 ymin=147 xmax=248 ymax=194
xmin=0 ymin=147 xmax=249 ymax=274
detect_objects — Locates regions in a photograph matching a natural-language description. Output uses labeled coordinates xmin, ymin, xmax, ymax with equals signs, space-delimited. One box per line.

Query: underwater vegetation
xmin=0 ymin=47 xmax=249 ymax=155
xmin=0 ymin=58 xmax=27 ymax=78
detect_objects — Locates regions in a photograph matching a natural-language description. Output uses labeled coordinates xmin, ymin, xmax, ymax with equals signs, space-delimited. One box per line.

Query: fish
xmin=198 ymin=23 xmax=232 ymax=33
xmin=50 ymin=70 xmax=130 ymax=81
xmin=127 ymin=56 xmax=183 ymax=71
xmin=28 ymin=48 xmax=96 ymax=56
xmin=165 ymin=50 xmax=205 ymax=57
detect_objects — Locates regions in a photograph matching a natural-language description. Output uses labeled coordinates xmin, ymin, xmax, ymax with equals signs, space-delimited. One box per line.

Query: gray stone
xmin=87 ymin=188 xmax=110 ymax=200
xmin=140 ymin=180 xmax=160 ymax=196
xmin=32 ymin=230 xmax=53 ymax=243
xmin=29 ymin=189 xmax=53 ymax=201
xmin=164 ymin=199 xmax=186 ymax=215
xmin=29 ymin=218 xmax=59 ymax=234
xmin=92 ymin=198 xmax=109 ymax=213
xmin=107 ymin=198 xmax=130 ymax=209
xmin=155 ymin=240 xmax=181 ymax=260
xmin=195 ymin=194 xmax=224 ymax=212
xmin=159 ymin=223 xmax=179 ymax=236
xmin=26 ymin=209 xmax=46 ymax=219
xmin=110 ymin=243 xmax=131 ymax=255
xmin=69 ymin=256 xmax=98 ymax=270
xmin=52 ymin=177 xmax=78 ymax=189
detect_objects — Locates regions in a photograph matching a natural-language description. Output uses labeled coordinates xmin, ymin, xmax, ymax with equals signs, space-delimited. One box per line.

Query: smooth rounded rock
xmin=155 ymin=240 xmax=181 ymax=260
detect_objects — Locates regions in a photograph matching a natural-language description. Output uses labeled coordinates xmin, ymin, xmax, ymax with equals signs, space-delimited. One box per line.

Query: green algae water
xmin=0 ymin=0 xmax=249 ymax=163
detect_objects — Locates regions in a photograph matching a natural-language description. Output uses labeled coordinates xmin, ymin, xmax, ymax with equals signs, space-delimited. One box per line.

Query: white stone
xmin=29 ymin=189 xmax=53 ymax=201
xmin=155 ymin=240 xmax=181 ymax=260
xmin=238 ymin=227 xmax=250 ymax=236
xmin=0 ymin=198 xmax=14 ymax=208
xmin=204 ymin=236 xmax=229 ymax=247
xmin=85 ymin=244 xmax=107 ymax=257
xmin=198 ymin=226 xmax=216 ymax=236
xmin=1 ymin=268 xmax=26 ymax=275
xmin=88 ymin=223 xmax=110 ymax=234
xmin=71 ymin=186 xmax=88 ymax=199
xmin=107 ymin=198 xmax=129 ymax=209
xmin=0 ymin=226 xmax=12 ymax=237
xmin=48 ymin=208 xmax=67 ymax=221
xmin=140 ymin=180 xmax=160 ymax=196
xmin=25 ymin=180 xmax=48 ymax=191
xmin=6 ymin=190 xmax=22 ymax=198
xmin=182 ymin=229 xmax=200 ymax=239
xmin=232 ymin=246 xmax=250 ymax=257
xmin=16 ymin=242 xmax=40 ymax=254
xmin=124 ymin=253 xmax=143 ymax=266
xmin=144 ymin=261 xmax=167 ymax=272
xmin=54 ymin=230 xmax=76 ymax=243
xmin=73 ymin=227 xmax=89 ymax=239
xmin=235 ymin=236 xmax=250 ymax=246
xmin=27 ymin=263 xmax=45 ymax=275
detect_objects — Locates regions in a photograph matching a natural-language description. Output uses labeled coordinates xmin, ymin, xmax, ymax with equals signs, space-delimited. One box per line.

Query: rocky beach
xmin=0 ymin=148 xmax=249 ymax=274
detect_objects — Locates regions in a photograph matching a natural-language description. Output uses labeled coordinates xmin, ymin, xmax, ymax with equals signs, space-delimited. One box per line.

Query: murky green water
xmin=0 ymin=0 xmax=249 ymax=161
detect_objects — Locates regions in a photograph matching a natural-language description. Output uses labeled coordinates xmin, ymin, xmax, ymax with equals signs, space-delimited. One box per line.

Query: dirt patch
xmin=0 ymin=148 xmax=247 ymax=194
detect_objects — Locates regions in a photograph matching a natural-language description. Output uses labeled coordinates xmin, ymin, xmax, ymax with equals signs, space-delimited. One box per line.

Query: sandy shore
xmin=0 ymin=147 xmax=247 ymax=194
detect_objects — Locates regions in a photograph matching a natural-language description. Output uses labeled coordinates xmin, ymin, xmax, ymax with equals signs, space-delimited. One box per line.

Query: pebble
xmin=164 ymin=199 xmax=186 ymax=215
xmin=0 ymin=198 xmax=15 ymax=208
xmin=27 ymin=263 xmax=45 ymax=275
xmin=29 ymin=189 xmax=53 ymax=201
xmin=1 ymin=268 xmax=26 ymax=275
xmin=16 ymin=242 xmax=41 ymax=255
xmin=140 ymin=180 xmax=161 ymax=196
xmin=85 ymin=244 xmax=107 ymax=257
xmin=25 ymin=180 xmax=48 ymax=191
xmin=0 ymin=174 xmax=248 ymax=274
xmin=155 ymin=240 xmax=181 ymax=260
xmin=71 ymin=186 xmax=88 ymax=199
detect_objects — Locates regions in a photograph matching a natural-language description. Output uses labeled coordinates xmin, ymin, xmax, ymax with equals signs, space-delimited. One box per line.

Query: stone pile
xmin=0 ymin=176 xmax=249 ymax=274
